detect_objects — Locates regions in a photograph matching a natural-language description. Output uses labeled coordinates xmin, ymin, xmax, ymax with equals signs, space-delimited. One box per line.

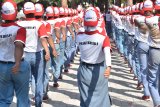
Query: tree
xmin=61 ymin=0 xmax=68 ymax=7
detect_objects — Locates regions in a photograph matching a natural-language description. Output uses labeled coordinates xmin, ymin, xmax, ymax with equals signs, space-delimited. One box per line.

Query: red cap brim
xmin=2 ymin=13 xmax=16 ymax=20
xmin=84 ymin=21 xmax=98 ymax=27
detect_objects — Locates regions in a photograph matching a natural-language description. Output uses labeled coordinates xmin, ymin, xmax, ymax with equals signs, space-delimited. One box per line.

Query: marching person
xmin=145 ymin=0 xmax=160 ymax=106
xmin=46 ymin=6 xmax=62 ymax=87
xmin=17 ymin=2 xmax=50 ymax=107
xmin=0 ymin=0 xmax=30 ymax=106
xmin=35 ymin=3 xmax=58 ymax=100
xmin=64 ymin=8 xmax=75 ymax=73
xmin=77 ymin=8 xmax=111 ymax=107
xmin=134 ymin=1 xmax=150 ymax=98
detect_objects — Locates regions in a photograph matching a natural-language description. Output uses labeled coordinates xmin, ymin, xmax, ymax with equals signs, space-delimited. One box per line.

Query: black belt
xmin=81 ymin=61 xmax=104 ymax=66
xmin=150 ymin=47 xmax=160 ymax=49
xmin=0 ymin=58 xmax=24 ymax=64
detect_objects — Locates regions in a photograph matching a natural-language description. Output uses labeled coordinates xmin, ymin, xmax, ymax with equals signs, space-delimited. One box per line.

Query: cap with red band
xmin=23 ymin=2 xmax=35 ymax=14
xmin=35 ymin=3 xmax=44 ymax=16
xmin=84 ymin=9 xmax=98 ymax=27
xmin=143 ymin=0 xmax=153 ymax=11
xmin=1 ymin=0 xmax=17 ymax=20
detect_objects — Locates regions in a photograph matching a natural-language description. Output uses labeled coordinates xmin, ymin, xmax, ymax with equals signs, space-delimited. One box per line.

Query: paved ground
xmin=11 ymin=44 xmax=153 ymax=107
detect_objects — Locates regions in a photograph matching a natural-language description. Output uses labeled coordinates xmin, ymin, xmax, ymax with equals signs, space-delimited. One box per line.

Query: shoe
xmin=64 ymin=69 xmax=69 ymax=73
xmin=68 ymin=64 xmax=71 ymax=67
xmin=43 ymin=95 xmax=49 ymax=101
xmin=130 ymin=68 xmax=133 ymax=73
xmin=136 ymin=83 xmax=143 ymax=90
xmin=70 ymin=60 xmax=74 ymax=63
xmin=31 ymin=96 xmax=35 ymax=101
xmin=142 ymin=95 xmax=150 ymax=101
xmin=30 ymin=97 xmax=35 ymax=105
xmin=53 ymin=83 xmax=59 ymax=88
xmin=133 ymin=76 xmax=138 ymax=80
xmin=58 ymin=75 xmax=63 ymax=79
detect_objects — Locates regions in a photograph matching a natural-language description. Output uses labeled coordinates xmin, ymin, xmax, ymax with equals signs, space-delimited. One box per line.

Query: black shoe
xmin=136 ymin=83 xmax=143 ymax=90
xmin=53 ymin=83 xmax=59 ymax=88
xmin=58 ymin=75 xmax=63 ymax=80
xmin=64 ymin=69 xmax=69 ymax=73
xmin=43 ymin=95 xmax=49 ymax=101
xmin=133 ymin=76 xmax=138 ymax=80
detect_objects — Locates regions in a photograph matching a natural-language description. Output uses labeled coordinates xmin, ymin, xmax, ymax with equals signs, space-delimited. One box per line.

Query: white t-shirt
xmin=46 ymin=18 xmax=61 ymax=43
xmin=17 ymin=18 xmax=47 ymax=52
xmin=0 ymin=23 xmax=26 ymax=62
xmin=145 ymin=16 xmax=160 ymax=48
xmin=135 ymin=15 xmax=149 ymax=43
xmin=77 ymin=30 xmax=111 ymax=66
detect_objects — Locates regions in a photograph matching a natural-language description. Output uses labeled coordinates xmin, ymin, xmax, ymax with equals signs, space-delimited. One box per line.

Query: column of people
xmin=111 ymin=0 xmax=160 ymax=107
xmin=0 ymin=0 xmax=84 ymax=107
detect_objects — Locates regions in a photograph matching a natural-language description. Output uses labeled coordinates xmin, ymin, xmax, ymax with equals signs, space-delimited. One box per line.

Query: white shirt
xmin=135 ymin=15 xmax=149 ymax=44
xmin=77 ymin=30 xmax=111 ymax=67
xmin=0 ymin=23 xmax=26 ymax=62
xmin=145 ymin=16 xmax=160 ymax=48
xmin=46 ymin=18 xmax=61 ymax=43
xmin=17 ymin=18 xmax=47 ymax=52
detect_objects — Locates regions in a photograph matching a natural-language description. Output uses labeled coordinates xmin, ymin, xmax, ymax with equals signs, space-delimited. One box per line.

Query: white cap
xmin=143 ymin=0 xmax=153 ymax=11
xmin=155 ymin=0 xmax=160 ymax=10
xmin=23 ymin=2 xmax=35 ymax=14
xmin=84 ymin=9 xmax=98 ymax=27
xmin=1 ymin=1 xmax=17 ymax=20
xmin=35 ymin=3 xmax=44 ymax=16
xmin=46 ymin=6 xmax=54 ymax=17
xmin=59 ymin=7 xmax=64 ymax=15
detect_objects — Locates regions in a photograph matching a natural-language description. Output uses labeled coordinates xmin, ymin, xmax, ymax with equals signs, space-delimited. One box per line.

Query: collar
xmin=84 ymin=30 xmax=99 ymax=35
xmin=1 ymin=22 xmax=17 ymax=27
xmin=36 ymin=18 xmax=43 ymax=21
xmin=155 ymin=14 xmax=160 ymax=16
xmin=48 ymin=18 xmax=54 ymax=20
xmin=25 ymin=18 xmax=35 ymax=21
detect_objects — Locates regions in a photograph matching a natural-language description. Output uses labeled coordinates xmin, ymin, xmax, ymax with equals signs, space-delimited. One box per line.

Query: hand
xmin=52 ymin=50 xmax=58 ymax=57
xmin=12 ymin=62 xmax=20 ymax=74
xmin=56 ymin=39 xmax=60 ymax=44
xmin=45 ymin=53 xmax=50 ymax=61
xmin=62 ymin=36 xmax=66 ymax=42
xmin=104 ymin=66 xmax=111 ymax=78
xmin=72 ymin=34 xmax=75 ymax=40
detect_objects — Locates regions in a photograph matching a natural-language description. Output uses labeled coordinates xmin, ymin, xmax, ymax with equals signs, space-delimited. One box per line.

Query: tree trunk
xmin=61 ymin=0 xmax=68 ymax=8
xmin=115 ymin=0 xmax=121 ymax=7
xmin=127 ymin=0 xmax=133 ymax=6
xmin=105 ymin=0 xmax=110 ymax=12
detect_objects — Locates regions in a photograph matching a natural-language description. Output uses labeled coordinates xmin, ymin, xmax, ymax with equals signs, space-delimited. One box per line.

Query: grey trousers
xmin=77 ymin=61 xmax=111 ymax=107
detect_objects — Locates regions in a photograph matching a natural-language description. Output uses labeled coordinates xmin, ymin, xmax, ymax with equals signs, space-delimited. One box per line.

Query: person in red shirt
xmin=0 ymin=0 xmax=30 ymax=106
xmin=17 ymin=2 xmax=50 ymax=107
xmin=35 ymin=3 xmax=58 ymax=100
xmin=77 ymin=7 xmax=111 ymax=107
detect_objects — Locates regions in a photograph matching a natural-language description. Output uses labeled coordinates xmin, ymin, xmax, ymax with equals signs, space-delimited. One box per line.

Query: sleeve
xmin=38 ymin=24 xmax=48 ymax=38
xmin=54 ymin=21 xmax=61 ymax=29
xmin=104 ymin=47 xmax=111 ymax=67
xmin=102 ymin=25 xmax=111 ymax=67
xmin=67 ymin=18 xmax=72 ymax=26
xmin=74 ymin=17 xmax=79 ymax=24
xmin=46 ymin=23 xmax=51 ymax=34
xmin=60 ymin=20 xmax=66 ymax=27
xmin=14 ymin=27 xmax=26 ymax=45
xmin=102 ymin=36 xmax=111 ymax=49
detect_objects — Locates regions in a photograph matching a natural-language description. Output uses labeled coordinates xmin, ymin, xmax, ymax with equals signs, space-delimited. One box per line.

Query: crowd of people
xmin=0 ymin=0 xmax=111 ymax=107
xmin=110 ymin=0 xmax=160 ymax=107
xmin=3 ymin=0 xmax=160 ymax=106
